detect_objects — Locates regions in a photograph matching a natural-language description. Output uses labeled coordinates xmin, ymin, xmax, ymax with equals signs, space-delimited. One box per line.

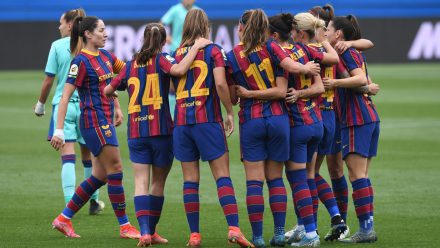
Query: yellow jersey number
xmin=322 ymin=66 xmax=334 ymax=102
xmin=176 ymin=60 xmax=209 ymax=100
xmin=127 ymin=73 xmax=163 ymax=114
xmin=245 ymin=58 xmax=275 ymax=90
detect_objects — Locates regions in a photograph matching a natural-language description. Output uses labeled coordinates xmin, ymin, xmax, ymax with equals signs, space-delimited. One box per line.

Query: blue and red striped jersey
xmin=110 ymin=53 xmax=175 ymax=139
xmin=66 ymin=49 xmax=124 ymax=129
xmin=335 ymin=48 xmax=380 ymax=128
xmin=283 ymin=42 xmax=322 ymax=126
xmin=227 ymin=39 xmax=289 ymax=124
xmin=307 ymin=43 xmax=336 ymax=110
xmin=171 ymin=44 xmax=225 ymax=126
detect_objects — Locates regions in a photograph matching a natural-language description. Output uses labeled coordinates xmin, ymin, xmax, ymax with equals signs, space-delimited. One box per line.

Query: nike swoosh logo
xmin=342 ymin=145 xmax=348 ymax=149
xmin=95 ymin=67 xmax=100 ymax=70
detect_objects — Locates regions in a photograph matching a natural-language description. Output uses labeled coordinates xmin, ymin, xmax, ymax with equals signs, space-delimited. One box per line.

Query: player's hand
xmin=193 ymin=38 xmax=212 ymax=49
xmin=235 ymin=86 xmax=251 ymax=99
xmin=114 ymin=108 xmax=124 ymax=127
xmin=304 ymin=61 xmax=320 ymax=76
xmin=323 ymin=77 xmax=337 ymax=90
xmin=368 ymin=83 xmax=380 ymax=95
xmin=335 ymin=41 xmax=352 ymax=54
xmin=224 ymin=111 xmax=234 ymax=137
xmin=34 ymin=101 xmax=45 ymax=117
xmin=286 ymin=88 xmax=299 ymax=103
xmin=50 ymin=129 xmax=65 ymax=151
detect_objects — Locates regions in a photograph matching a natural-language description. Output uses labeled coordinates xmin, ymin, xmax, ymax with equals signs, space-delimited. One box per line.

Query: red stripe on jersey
xmin=353 ymin=96 xmax=364 ymax=125
xmin=148 ymin=57 xmax=161 ymax=136
xmin=94 ymin=127 xmax=106 ymax=146
xmin=194 ymin=50 xmax=209 ymax=123
xmin=349 ymin=126 xmax=355 ymax=152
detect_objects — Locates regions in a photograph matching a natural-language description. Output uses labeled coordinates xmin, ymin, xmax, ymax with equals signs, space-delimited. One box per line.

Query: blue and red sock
xmin=134 ymin=195 xmax=150 ymax=235
xmin=62 ymin=175 xmax=105 ymax=219
xmin=331 ymin=175 xmax=348 ymax=222
xmin=149 ymin=195 xmax=164 ymax=234
xmin=286 ymin=169 xmax=315 ymax=234
xmin=307 ymin=178 xmax=319 ymax=226
xmin=315 ymin=173 xmax=340 ymax=218
xmin=183 ymin=181 xmax=200 ymax=233
xmin=267 ymin=178 xmax=287 ymax=236
xmin=82 ymin=160 xmax=99 ymax=201
xmin=366 ymin=178 xmax=374 ymax=225
xmin=246 ymin=180 xmax=264 ymax=240
xmin=216 ymin=177 xmax=239 ymax=227
xmin=352 ymin=178 xmax=372 ymax=233
xmin=107 ymin=172 xmax=129 ymax=226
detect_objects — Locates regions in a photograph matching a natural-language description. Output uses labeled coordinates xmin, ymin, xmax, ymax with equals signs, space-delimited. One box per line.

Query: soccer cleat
xmin=338 ymin=225 xmax=350 ymax=240
xmin=151 ymin=232 xmax=169 ymax=244
xmin=120 ymin=224 xmax=141 ymax=239
xmin=52 ymin=216 xmax=80 ymax=238
xmin=285 ymin=225 xmax=297 ymax=239
xmin=290 ymin=235 xmax=320 ymax=247
xmin=187 ymin=232 xmax=201 ymax=247
xmin=251 ymin=237 xmax=266 ymax=248
xmin=269 ymin=234 xmax=285 ymax=247
xmin=89 ymin=199 xmax=105 ymax=215
xmin=228 ymin=226 xmax=254 ymax=247
xmin=137 ymin=234 xmax=152 ymax=247
xmin=286 ymin=226 xmax=305 ymax=244
xmin=324 ymin=215 xmax=347 ymax=241
xmin=339 ymin=231 xmax=377 ymax=243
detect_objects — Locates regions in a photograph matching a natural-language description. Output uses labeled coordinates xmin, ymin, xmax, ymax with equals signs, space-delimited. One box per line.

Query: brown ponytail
xmin=180 ymin=9 xmax=209 ymax=47
xmin=63 ymin=8 xmax=86 ymax=23
xmin=135 ymin=23 xmax=167 ymax=65
xmin=331 ymin=14 xmax=362 ymax=41
xmin=70 ymin=16 xmax=99 ymax=56
xmin=309 ymin=4 xmax=335 ymax=26
xmin=241 ymin=9 xmax=269 ymax=55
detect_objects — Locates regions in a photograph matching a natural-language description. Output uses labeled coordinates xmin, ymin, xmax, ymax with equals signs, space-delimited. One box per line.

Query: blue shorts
xmin=240 ymin=115 xmax=290 ymax=162
xmin=128 ymin=136 xmax=173 ymax=167
xmin=47 ymin=102 xmax=85 ymax=144
xmin=331 ymin=121 xmax=342 ymax=154
xmin=318 ymin=110 xmax=336 ymax=155
xmin=289 ymin=122 xmax=324 ymax=163
xmin=80 ymin=124 xmax=119 ymax=156
xmin=341 ymin=122 xmax=380 ymax=159
xmin=173 ymin=122 xmax=228 ymax=162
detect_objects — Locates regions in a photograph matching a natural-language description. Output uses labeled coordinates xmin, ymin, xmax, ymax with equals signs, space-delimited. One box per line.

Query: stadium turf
xmin=0 ymin=64 xmax=439 ymax=247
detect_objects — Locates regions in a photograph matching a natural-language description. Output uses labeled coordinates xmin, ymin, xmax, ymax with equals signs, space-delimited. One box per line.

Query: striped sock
xmin=61 ymin=154 xmax=76 ymax=205
xmin=149 ymin=195 xmax=164 ymax=234
xmin=183 ymin=181 xmax=199 ymax=233
xmin=307 ymin=178 xmax=319 ymax=226
xmin=216 ymin=177 xmax=239 ymax=227
xmin=286 ymin=169 xmax=315 ymax=234
xmin=82 ymin=160 xmax=99 ymax=201
xmin=134 ymin=195 xmax=150 ymax=235
xmin=246 ymin=180 xmax=264 ymax=240
xmin=315 ymin=173 xmax=340 ymax=217
xmin=62 ymin=175 xmax=105 ymax=219
xmin=367 ymin=178 xmax=374 ymax=226
xmin=352 ymin=178 xmax=372 ymax=232
xmin=267 ymin=178 xmax=287 ymax=235
xmin=331 ymin=175 xmax=348 ymax=222
xmin=107 ymin=172 xmax=129 ymax=226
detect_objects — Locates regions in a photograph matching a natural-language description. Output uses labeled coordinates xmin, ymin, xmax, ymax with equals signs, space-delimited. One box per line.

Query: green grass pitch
xmin=0 ymin=64 xmax=439 ymax=247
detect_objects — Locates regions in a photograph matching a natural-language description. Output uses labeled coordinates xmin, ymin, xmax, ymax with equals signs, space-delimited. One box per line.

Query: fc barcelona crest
xmin=105 ymin=130 xmax=112 ymax=137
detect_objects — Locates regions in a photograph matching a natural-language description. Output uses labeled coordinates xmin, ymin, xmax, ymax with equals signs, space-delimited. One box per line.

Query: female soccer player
xmin=34 ymin=8 xmax=104 ymax=214
xmin=324 ymin=14 xmax=380 ymax=243
xmin=171 ymin=9 xmax=252 ymax=248
xmin=104 ymin=23 xmax=211 ymax=246
xmin=50 ymin=16 xmax=139 ymax=239
xmin=227 ymin=9 xmax=319 ymax=248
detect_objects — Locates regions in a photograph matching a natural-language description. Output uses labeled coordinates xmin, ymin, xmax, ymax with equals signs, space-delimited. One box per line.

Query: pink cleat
xmin=120 ymin=224 xmax=141 ymax=239
xmin=151 ymin=232 xmax=169 ymax=244
xmin=187 ymin=232 xmax=201 ymax=247
xmin=228 ymin=226 xmax=254 ymax=247
xmin=52 ymin=215 xmax=80 ymax=238
xmin=137 ymin=234 xmax=152 ymax=247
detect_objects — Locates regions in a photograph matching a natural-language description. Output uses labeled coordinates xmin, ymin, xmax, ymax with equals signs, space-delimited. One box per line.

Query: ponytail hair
xmin=70 ymin=16 xmax=99 ymax=56
xmin=268 ymin=13 xmax=295 ymax=42
xmin=63 ymin=8 xmax=86 ymax=23
xmin=135 ymin=23 xmax=167 ymax=65
xmin=331 ymin=14 xmax=362 ymax=41
xmin=309 ymin=4 xmax=335 ymax=26
xmin=294 ymin=12 xmax=325 ymax=39
xmin=180 ymin=9 xmax=210 ymax=47
xmin=241 ymin=9 xmax=269 ymax=55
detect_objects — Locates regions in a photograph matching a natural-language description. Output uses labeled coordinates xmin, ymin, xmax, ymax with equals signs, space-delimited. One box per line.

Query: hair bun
xmin=281 ymin=13 xmax=294 ymax=26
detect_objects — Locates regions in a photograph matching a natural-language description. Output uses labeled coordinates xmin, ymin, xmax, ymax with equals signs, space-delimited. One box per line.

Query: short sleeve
xmin=44 ymin=43 xmax=57 ymax=77
xmin=159 ymin=53 xmax=177 ymax=74
xmin=268 ymin=40 xmax=289 ymax=66
xmin=110 ymin=64 xmax=128 ymax=90
xmin=66 ymin=57 xmax=86 ymax=87
xmin=336 ymin=59 xmax=348 ymax=77
xmin=341 ymin=48 xmax=362 ymax=72
xmin=212 ymin=45 xmax=227 ymax=68
xmin=306 ymin=45 xmax=324 ymax=63
xmin=108 ymin=51 xmax=125 ymax=74
xmin=161 ymin=6 xmax=176 ymax=25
